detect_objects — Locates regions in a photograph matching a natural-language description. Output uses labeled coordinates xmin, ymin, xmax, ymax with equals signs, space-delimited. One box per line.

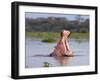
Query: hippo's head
xmin=61 ymin=30 xmax=70 ymax=39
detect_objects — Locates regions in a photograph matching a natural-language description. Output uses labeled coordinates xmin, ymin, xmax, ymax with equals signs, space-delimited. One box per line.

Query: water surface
xmin=25 ymin=37 xmax=89 ymax=68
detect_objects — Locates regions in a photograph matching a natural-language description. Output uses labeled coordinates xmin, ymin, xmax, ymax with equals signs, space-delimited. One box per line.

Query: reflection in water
xmin=53 ymin=56 xmax=73 ymax=66
xmin=32 ymin=55 xmax=73 ymax=66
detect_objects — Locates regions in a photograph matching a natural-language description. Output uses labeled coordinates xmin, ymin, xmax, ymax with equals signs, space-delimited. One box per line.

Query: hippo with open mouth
xmin=50 ymin=30 xmax=73 ymax=57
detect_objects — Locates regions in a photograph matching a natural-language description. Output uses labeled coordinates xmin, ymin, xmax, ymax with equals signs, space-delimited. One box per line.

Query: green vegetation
xmin=26 ymin=32 xmax=60 ymax=38
xmin=26 ymin=16 xmax=89 ymax=33
xmin=26 ymin=31 xmax=89 ymax=42
xmin=25 ymin=15 xmax=89 ymax=43
xmin=70 ymin=32 xmax=89 ymax=39
xmin=43 ymin=62 xmax=50 ymax=67
xmin=42 ymin=38 xmax=56 ymax=43
xmin=26 ymin=31 xmax=60 ymax=43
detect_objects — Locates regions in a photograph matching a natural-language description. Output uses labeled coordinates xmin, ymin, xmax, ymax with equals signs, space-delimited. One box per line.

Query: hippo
xmin=50 ymin=30 xmax=73 ymax=57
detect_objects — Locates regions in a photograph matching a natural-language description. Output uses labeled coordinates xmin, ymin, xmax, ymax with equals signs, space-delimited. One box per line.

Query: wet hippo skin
xmin=50 ymin=30 xmax=73 ymax=57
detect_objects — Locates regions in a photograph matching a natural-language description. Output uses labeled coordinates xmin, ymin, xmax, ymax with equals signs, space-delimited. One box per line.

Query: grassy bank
xmin=71 ymin=32 xmax=89 ymax=39
xmin=26 ymin=31 xmax=89 ymax=43
xmin=26 ymin=32 xmax=60 ymax=38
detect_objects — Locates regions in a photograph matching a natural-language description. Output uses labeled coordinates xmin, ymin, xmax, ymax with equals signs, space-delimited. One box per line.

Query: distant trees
xmin=25 ymin=16 xmax=89 ymax=32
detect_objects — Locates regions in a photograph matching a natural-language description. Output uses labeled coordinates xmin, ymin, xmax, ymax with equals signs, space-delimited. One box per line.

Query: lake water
xmin=25 ymin=37 xmax=89 ymax=68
